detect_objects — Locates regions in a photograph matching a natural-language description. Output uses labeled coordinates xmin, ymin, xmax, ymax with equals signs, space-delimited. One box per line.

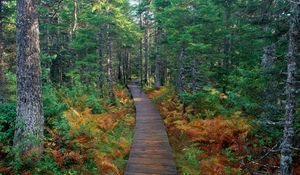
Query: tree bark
xmin=14 ymin=0 xmax=44 ymax=157
xmin=261 ymin=44 xmax=279 ymax=119
xmin=0 ymin=0 xmax=5 ymax=103
xmin=117 ymin=51 xmax=122 ymax=83
xmin=71 ymin=0 xmax=78 ymax=36
xmin=261 ymin=44 xmax=276 ymax=71
xmin=222 ymin=5 xmax=231 ymax=93
xmin=280 ymin=1 xmax=299 ymax=174
xmin=177 ymin=46 xmax=185 ymax=93
xmin=97 ymin=32 xmax=104 ymax=97
xmin=154 ymin=27 xmax=161 ymax=88
xmin=144 ymin=13 xmax=149 ymax=84
xmin=139 ymin=12 xmax=143 ymax=85
xmin=106 ymin=24 xmax=115 ymax=101
xmin=223 ymin=6 xmax=231 ymax=70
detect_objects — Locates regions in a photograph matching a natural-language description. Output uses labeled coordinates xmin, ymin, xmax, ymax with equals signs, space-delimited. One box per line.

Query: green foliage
xmin=179 ymin=87 xmax=230 ymax=118
xmin=0 ymin=103 xmax=16 ymax=147
xmin=59 ymin=83 xmax=104 ymax=114
xmin=5 ymin=72 xmax=17 ymax=101
xmin=183 ymin=147 xmax=203 ymax=167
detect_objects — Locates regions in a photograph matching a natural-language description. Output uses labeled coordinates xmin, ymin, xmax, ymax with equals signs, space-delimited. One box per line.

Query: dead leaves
xmin=48 ymin=86 xmax=135 ymax=174
xmin=146 ymin=86 xmax=251 ymax=175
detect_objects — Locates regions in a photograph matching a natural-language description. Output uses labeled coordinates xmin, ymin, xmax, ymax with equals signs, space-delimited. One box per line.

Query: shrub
xmin=0 ymin=103 xmax=16 ymax=150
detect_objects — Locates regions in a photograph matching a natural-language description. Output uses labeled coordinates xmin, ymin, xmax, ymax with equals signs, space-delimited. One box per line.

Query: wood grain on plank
xmin=125 ymin=83 xmax=177 ymax=175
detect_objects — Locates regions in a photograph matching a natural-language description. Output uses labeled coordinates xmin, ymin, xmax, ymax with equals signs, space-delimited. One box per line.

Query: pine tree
xmin=14 ymin=0 xmax=44 ymax=157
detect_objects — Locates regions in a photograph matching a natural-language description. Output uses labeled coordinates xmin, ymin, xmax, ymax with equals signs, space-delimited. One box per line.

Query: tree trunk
xmin=97 ymin=32 xmax=104 ymax=97
xmin=261 ymin=44 xmax=276 ymax=71
xmin=14 ymin=0 xmax=44 ymax=157
xmin=0 ymin=0 xmax=5 ymax=103
xmin=139 ymin=13 xmax=143 ymax=85
xmin=261 ymin=44 xmax=279 ymax=119
xmin=280 ymin=1 xmax=299 ymax=174
xmin=222 ymin=5 xmax=231 ymax=93
xmin=117 ymin=51 xmax=122 ymax=83
xmin=191 ymin=55 xmax=196 ymax=93
xmin=154 ymin=27 xmax=161 ymax=88
xmin=177 ymin=46 xmax=185 ymax=93
xmin=125 ymin=48 xmax=129 ymax=84
xmin=144 ymin=15 xmax=149 ymax=84
xmin=71 ymin=0 xmax=78 ymax=36
xmin=106 ymin=24 xmax=115 ymax=101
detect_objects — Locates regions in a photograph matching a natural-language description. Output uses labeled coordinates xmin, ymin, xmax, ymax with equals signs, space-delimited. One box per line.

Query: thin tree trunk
xmin=124 ymin=48 xmax=129 ymax=84
xmin=261 ymin=44 xmax=277 ymax=118
xmin=118 ymin=51 xmax=122 ymax=83
xmin=0 ymin=0 xmax=5 ymax=103
xmin=72 ymin=0 xmax=78 ymax=35
xmin=128 ymin=51 xmax=132 ymax=80
xmin=191 ymin=55 xmax=196 ymax=93
xmin=14 ymin=0 xmax=44 ymax=157
xmin=122 ymin=50 xmax=126 ymax=84
xmin=154 ymin=27 xmax=161 ymax=88
xmin=107 ymin=24 xmax=115 ymax=101
xmin=97 ymin=32 xmax=104 ymax=97
xmin=177 ymin=46 xmax=186 ymax=114
xmin=280 ymin=1 xmax=299 ymax=174
xmin=177 ymin=46 xmax=185 ymax=93
xmin=222 ymin=5 xmax=231 ymax=93
xmin=139 ymin=12 xmax=143 ymax=85
xmin=261 ymin=44 xmax=283 ymax=123
xmin=144 ymin=14 xmax=149 ymax=84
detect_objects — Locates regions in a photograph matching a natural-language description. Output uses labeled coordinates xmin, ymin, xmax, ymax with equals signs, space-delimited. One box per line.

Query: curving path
xmin=125 ymin=83 xmax=177 ymax=175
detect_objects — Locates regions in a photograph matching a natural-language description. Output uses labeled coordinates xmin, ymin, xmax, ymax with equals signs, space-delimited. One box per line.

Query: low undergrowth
xmin=145 ymin=86 xmax=300 ymax=175
xmin=0 ymin=84 xmax=135 ymax=175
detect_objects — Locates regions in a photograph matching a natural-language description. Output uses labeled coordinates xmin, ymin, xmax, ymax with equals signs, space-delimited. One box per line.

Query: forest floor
xmin=60 ymin=87 xmax=135 ymax=174
xmin=0 ymin=86 xmax=135 ymax=175
xmin=145 ymin=86 xmax=300 ymax=175
xmin=1 ymin=85 xmax=300 ymax=175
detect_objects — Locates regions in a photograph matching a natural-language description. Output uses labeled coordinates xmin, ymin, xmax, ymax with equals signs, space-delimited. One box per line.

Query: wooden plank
xmin=126 ymin=163 xmax=177 ymax=174
xmin=128 ymin=157 xmax=176 ymax=166
xmin=129 ymin=153 xmax=175 ymax=160
xmin=125 ymin=172 xmax=162 ymax=175
xmin=125 ymin=83 xmax=177 ymax=175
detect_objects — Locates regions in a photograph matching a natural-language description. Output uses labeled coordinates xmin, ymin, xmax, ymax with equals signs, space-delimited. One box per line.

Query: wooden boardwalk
xmin=125 ymin=83 xmax=177 ymax=175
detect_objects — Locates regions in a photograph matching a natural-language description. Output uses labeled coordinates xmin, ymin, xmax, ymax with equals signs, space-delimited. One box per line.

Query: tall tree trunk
xmin=0 ymin=0 xmax=5 ymax=103
xmin=261 ymin=44 xmax=278 ymax=119
xmin=122 ymin=50 xmax=126 ymax=84
xmin=261 ymin=45 xmax=276 ymax=88
xmin=191 ymin=55 xmax=196 ymax=93
xmin=97 ymin=32 xmax=104 ymax=97
xmin=71 ymin=0 xmax=78 ymax=36
xmin=177 ymin=46 xmax=187 ymax=113
xmin=117 ymin=51 xmax=122 ymax=83
xmin=14 ymin=0 xmax=44 ymax=157
xmin=280 ymin=1 xmax=299 ymax=174
xmin=125 ymin=48 xmax=129 ymax=84
xmin=154 ymin=27 xmax=161 ymax=88
xmin=177 ymin=46 xmax=185 ymax=93
xmin=106 ymin=24 xmax=115 ymax=101
xmin=144 ymin=15 xmax=149 ymax=84
xmin=139 ymin=12 xmax=143 ymax=85
xmin=128 ymin=51 xmax=132 ymax=80
xmin=222 ymin=5 xmax=231 ymax=93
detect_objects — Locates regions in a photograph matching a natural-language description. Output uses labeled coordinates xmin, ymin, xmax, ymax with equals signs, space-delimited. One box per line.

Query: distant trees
xmin=14 ymin=0 xmax=44 ymax=156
